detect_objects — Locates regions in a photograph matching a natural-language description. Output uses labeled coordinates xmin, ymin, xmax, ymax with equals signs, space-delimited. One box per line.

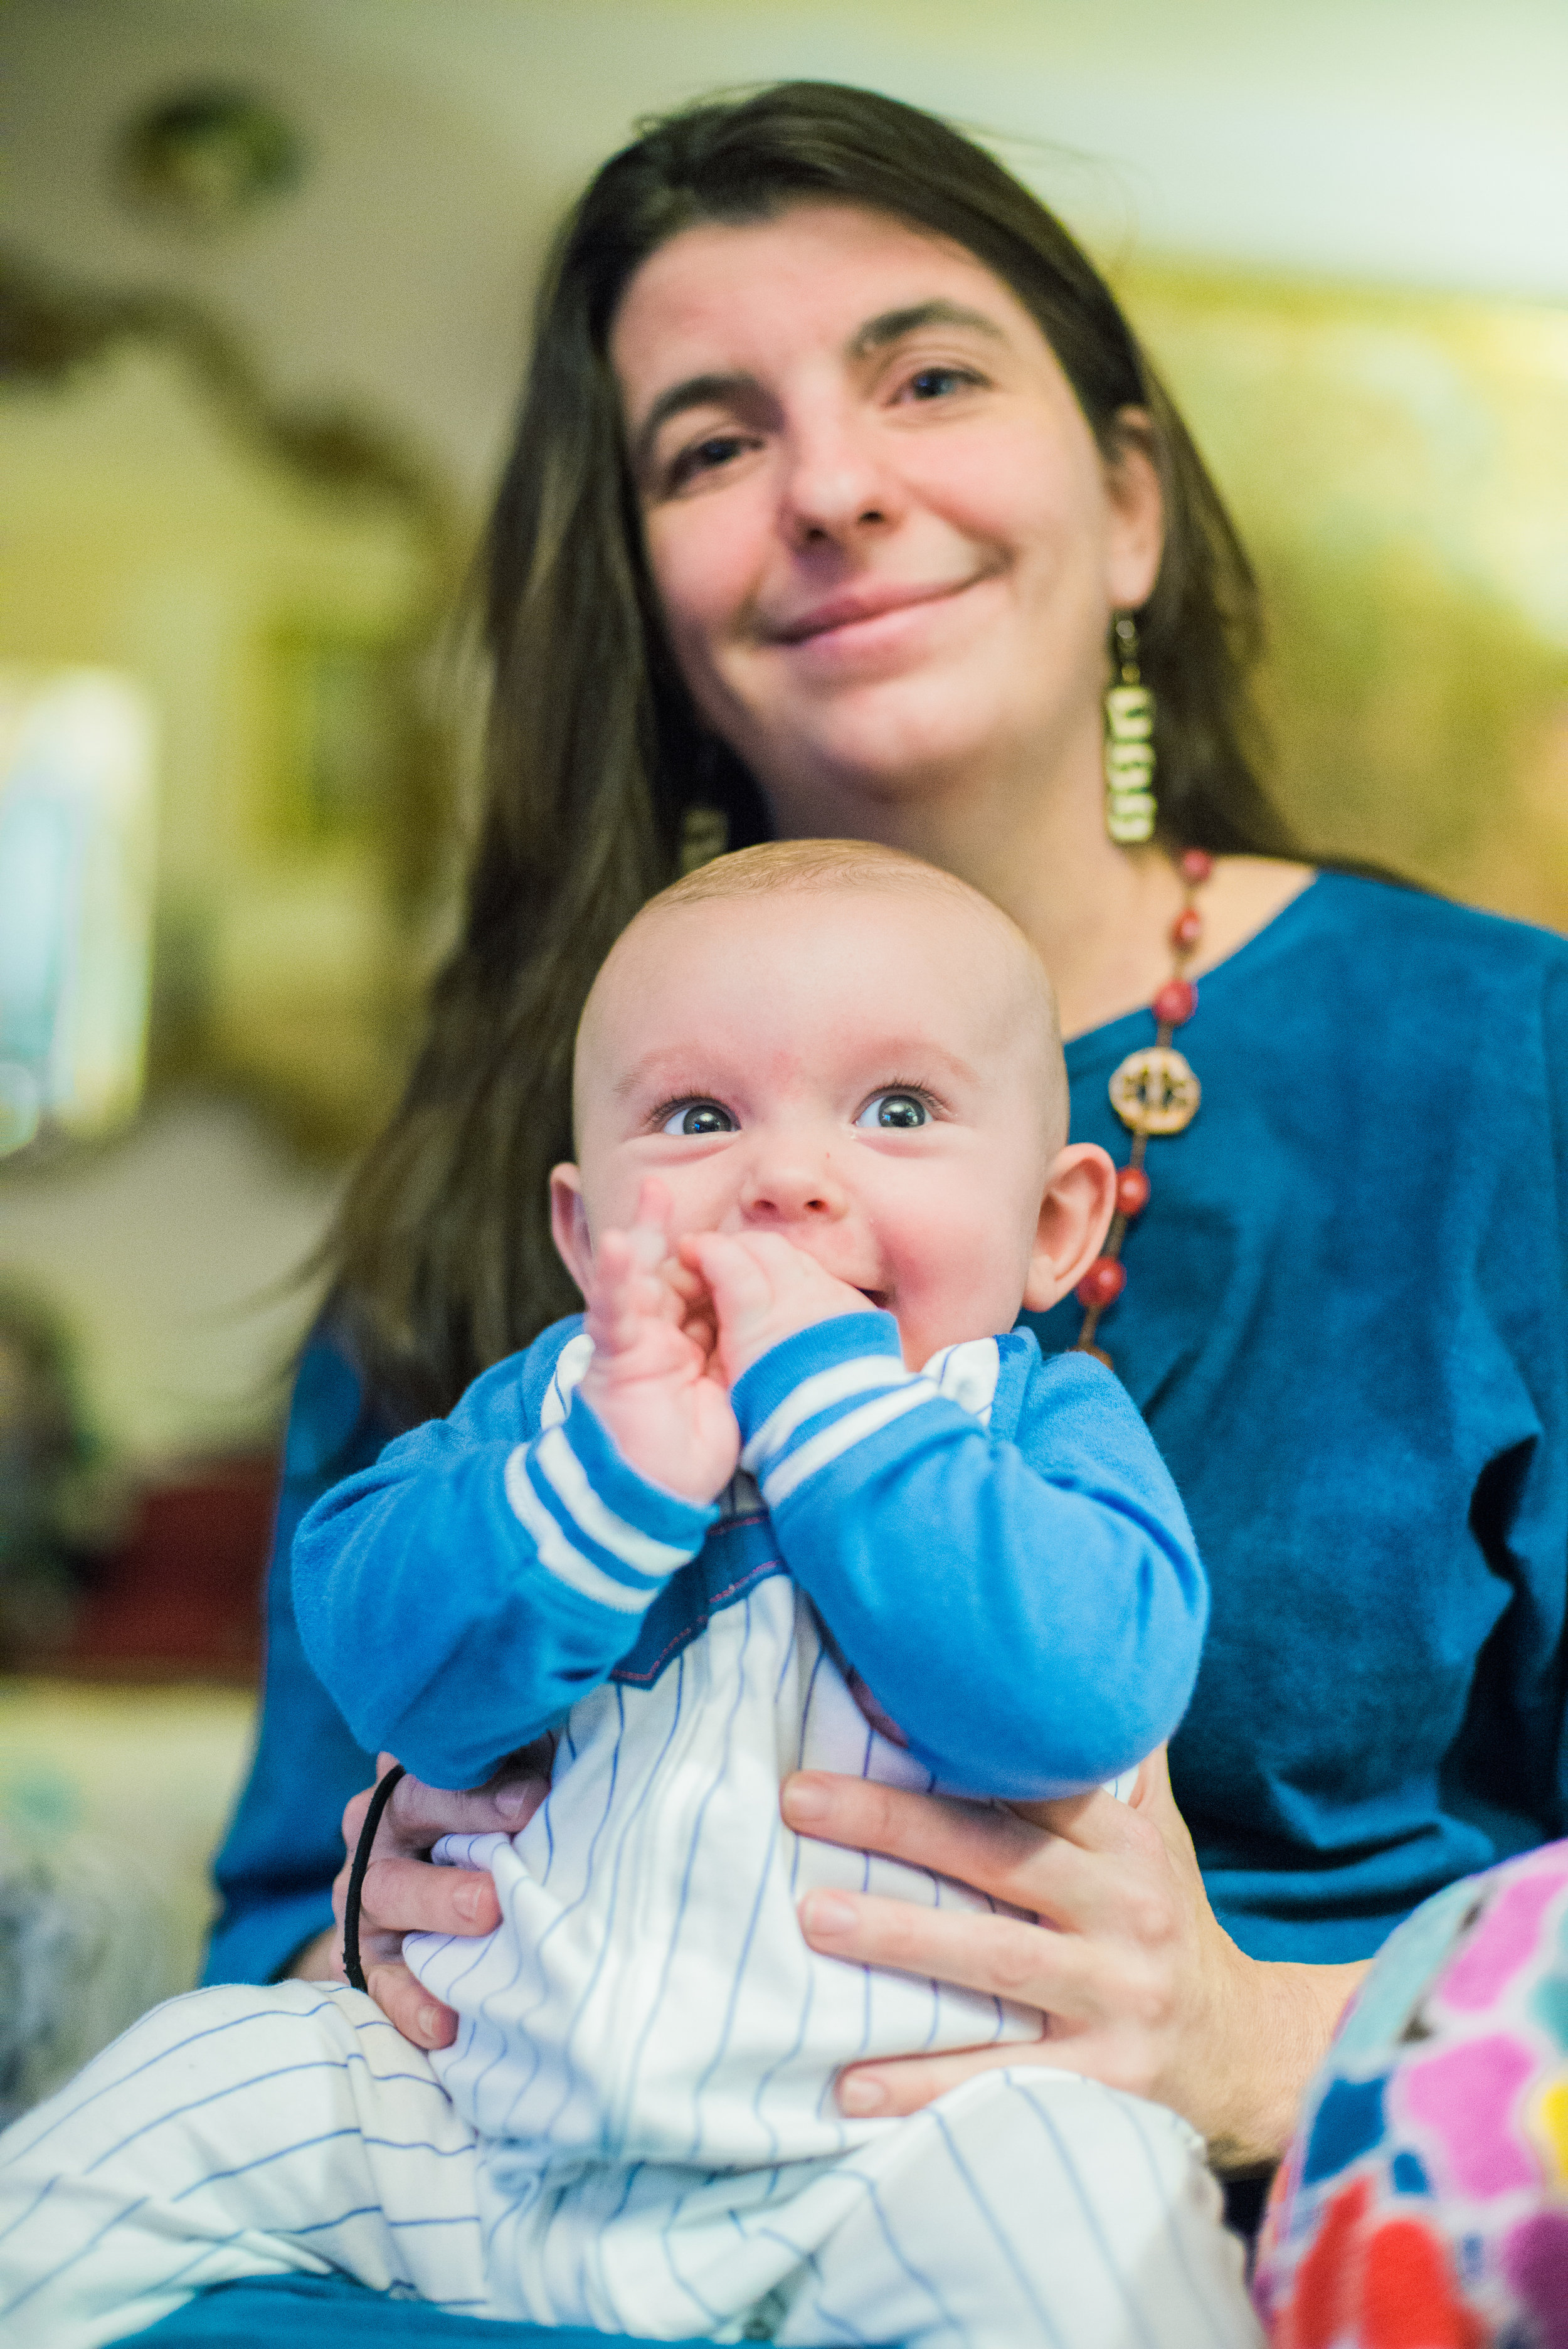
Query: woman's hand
xmin=784 ymin=1747 xmax=1368 ymax=2170
xmin=317 ymin=1747 xmax=551 ymax=2049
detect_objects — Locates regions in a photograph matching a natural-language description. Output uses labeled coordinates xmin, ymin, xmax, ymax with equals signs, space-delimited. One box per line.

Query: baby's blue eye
xmin=857 ymin=1092 xmax=928 ymax=1130
xmin=662 ymin=1101 xmax=735 ymax=1137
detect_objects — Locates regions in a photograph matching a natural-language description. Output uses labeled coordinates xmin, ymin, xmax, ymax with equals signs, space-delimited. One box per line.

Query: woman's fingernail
xmin=418 ymin=2007 xmax=443 ymax=2039
xmin=800 ymin=1891 xmax=857 ymax=1936
xmin=496 ymin=1783 xmax=534 ymax=1821
xmin=782 ymin=1776 xmax=828 ymax=1824
xmin=454 ymin=1882 xmax=488 ymax=1922
xmin=839 ymin=2076 xmax=888 ymax=2116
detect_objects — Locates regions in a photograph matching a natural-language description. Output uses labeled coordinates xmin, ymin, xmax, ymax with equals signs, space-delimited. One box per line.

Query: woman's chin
xmin=763 ymin=700 xmax=1023 ymax=819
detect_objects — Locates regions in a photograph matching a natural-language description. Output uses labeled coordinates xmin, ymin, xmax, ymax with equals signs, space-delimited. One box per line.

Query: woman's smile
xmin=766 ymin=570 xmax=992 ymax=647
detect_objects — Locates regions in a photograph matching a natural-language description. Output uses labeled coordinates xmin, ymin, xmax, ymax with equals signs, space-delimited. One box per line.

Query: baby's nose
xmin=739 ymin=1149 xmax=848 ymax=1222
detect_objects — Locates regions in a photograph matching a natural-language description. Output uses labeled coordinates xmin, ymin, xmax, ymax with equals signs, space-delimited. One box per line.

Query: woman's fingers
xmin=365 ymin=1750 xmax=549 ymax=1851
xmin=330 ymin=1749 xmax=549 ymax=2042
xmin=835 ymin=2039 xmax=1045 ymax=2119
xmin=363 ymin=1957 xmax=460 ymax=2052
xmin=797 ymin=1885 xmax=1098 ymax=2014
xmin=781 ymin=1771 xmax=1126 ymax=1927
xmin=346 ymin=1851 xmax=501 ymax=1942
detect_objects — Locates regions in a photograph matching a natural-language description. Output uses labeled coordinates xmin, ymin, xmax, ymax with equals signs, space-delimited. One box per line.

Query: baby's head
xmin=551 ymin=841 xmax=1115 ymax=1367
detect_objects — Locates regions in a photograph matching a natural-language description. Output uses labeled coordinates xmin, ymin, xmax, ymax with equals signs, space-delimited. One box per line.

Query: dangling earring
xmin=1104 ymin=614 xmax=1156 ymax=844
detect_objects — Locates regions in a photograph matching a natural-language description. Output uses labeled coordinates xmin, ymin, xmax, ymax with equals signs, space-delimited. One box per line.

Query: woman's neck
xmin=767 ymin=748 xmax=1315 ymax=1040
xmin=903 ymin=795 xmax=1184 ymax=1039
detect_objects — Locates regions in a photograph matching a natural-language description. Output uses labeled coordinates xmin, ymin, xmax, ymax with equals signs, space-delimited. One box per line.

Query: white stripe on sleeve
xmin=739 ymin=1355 xmax=916 ymax=1477
xmin=759 ymin=1380 xmax=935 ymax=1510
xmin=503 ymin=1446 xmax=659 ymax=1615
xmin=532 ymin=1424 xmax=691 ymax=1581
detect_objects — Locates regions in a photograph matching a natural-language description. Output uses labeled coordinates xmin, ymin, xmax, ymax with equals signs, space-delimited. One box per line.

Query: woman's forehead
xmin=610 ymin=201 xmax=1039 ymax=390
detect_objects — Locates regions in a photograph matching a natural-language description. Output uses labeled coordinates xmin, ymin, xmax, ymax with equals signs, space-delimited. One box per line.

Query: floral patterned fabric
xmin=1256 ymin=1840 xmax=1568 ymax=2346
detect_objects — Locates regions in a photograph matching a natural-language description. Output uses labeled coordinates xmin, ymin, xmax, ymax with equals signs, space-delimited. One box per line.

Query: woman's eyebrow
xmin=632 ymin=371 xmax=758 ymax=474
xmin=847 ymin=299 xmax=1007 ymax=358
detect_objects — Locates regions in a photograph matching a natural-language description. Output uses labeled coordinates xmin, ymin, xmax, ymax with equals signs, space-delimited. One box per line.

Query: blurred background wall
xmin=0 ymin=0 xmax=1564 ymax=2059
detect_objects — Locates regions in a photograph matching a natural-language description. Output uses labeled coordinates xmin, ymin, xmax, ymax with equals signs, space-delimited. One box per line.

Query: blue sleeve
xmin=204 ymin=1334 xmax=385 ymax=1985
xmin=733 ymin=1313 xmax=1208 ymax=1800
xmin=292 ymin=1331 xmax=719 ymax=1790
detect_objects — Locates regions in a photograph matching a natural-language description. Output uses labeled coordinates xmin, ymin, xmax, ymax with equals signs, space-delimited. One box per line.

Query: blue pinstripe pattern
xmin=3 ymin=1994 xmax=373 ymax=2175
xmin=823 ymin=2166 xmax=972 ymax=2345
xmin=617 ymin=1598 xmax=761 ymax=2156
xmin=930 ymin=2101 xmax=1070 ymax=2346
xmin=1122 ymin=2092 xmax=1237 ymax=2339
xmin=1024 ymin=2086 xmax=1172 ymax=2346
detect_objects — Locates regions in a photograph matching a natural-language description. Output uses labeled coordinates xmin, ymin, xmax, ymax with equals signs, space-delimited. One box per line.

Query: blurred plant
xmin=0 ymin=1828 xmax=172 ymax=2122
xmin=0 ymin=1285 xmax=123 ymax=1667
xmin=115 ymin=86 xmax=307 ymax=235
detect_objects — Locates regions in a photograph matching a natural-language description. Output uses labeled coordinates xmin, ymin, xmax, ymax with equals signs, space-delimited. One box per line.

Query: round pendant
xmin=1109 ymin=1044 xmax=1201 ymax=1136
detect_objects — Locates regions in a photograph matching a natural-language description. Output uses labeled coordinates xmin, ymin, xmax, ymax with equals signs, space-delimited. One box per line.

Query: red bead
xmin=1115 ymin=1165 xmax=1151 ymax=1217
xmin=1170 ymin=906 xmax=1204 ymax=952
xmin=1179 ymin=848 xmax=1213 ymax=884
xmin=1152 ymin=977 xmax=1197 ymax=1028
xmin=1076 ymin=1254 xmax=1127 ymax=1310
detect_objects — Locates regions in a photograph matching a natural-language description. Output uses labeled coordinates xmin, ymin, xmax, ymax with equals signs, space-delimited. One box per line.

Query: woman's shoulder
xmin=283 ymin=1328 xmax=381 ymax=1482
xmin=435 ymin=1312 xmax=588 ymax=1438
xmin=1304 ymin=870 xmax=1568 ymax=981
xmin=1222 ymin=869 xmax=1568 ymax=1056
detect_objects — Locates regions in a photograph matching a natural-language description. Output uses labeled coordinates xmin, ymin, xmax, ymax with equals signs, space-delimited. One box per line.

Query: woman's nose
xmin=739 ymin=1147 xmax=849 ymax=1224
xmin=780 ymin=405 xmax=904 ymax=548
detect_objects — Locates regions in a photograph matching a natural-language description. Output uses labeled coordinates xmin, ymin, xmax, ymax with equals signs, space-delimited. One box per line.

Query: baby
xmin=0 ymin=842 xmax=1259 ymax=2349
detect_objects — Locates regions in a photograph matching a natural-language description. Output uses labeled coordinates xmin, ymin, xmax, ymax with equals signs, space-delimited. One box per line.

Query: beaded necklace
xmin=1073 ymin=848 xmax=1212 ymax=1371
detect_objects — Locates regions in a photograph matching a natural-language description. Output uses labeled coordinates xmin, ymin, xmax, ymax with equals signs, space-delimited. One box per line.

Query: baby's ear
xmin=1021 ymin=1143 xmax=1118 ymax=1314
xmin=549 ymin=1165 xmax=593 ymax=1300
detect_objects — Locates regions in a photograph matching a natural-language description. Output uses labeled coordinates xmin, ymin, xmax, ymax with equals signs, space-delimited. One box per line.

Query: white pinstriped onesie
xmin=0 ymin=1325 xmax=1261 ymax=2345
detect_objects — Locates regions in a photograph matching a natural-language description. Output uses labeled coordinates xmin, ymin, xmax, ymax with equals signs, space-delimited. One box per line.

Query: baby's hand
xmin=580 ymin=1179 xmax=740 ymax=1504
xmin=680 ymin=1231 xmax=872 ymax=1386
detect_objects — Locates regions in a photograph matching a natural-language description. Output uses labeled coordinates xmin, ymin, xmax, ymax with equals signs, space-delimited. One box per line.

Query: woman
xmin=197 ymin=78 xmax=1566 ymax=2333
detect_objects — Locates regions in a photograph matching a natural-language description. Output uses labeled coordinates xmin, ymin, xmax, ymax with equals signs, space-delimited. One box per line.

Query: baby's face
xmin=558 ymin=886 xmax=1066 ymax=1369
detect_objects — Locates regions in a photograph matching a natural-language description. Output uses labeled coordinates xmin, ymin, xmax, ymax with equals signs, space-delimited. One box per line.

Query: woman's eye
xmin=904 ymin=365 xmax=975 ymax=403
xmin=667 ymin=432 xmax=751 ymax=489
xmin=856 ymin=1092 xmax=929 ymax=1130
xmin=661 ymin=1101 xmax=735 ymax=1137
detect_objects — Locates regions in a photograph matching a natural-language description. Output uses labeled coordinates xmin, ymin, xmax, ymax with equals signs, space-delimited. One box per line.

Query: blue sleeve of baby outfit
xmin=291 ymin=1322 xmax=717 ymax=1790
xmin=731 ymin=1312 xmax=1208 ymax=1800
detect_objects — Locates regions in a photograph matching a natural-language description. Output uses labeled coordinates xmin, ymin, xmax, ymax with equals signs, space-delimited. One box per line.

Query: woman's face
xmin=612 ymin=202 xmax=1162 ymax=825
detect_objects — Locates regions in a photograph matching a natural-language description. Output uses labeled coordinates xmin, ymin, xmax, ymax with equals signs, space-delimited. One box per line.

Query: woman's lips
xmin=769 ymin=576 xmax=978 ymax=645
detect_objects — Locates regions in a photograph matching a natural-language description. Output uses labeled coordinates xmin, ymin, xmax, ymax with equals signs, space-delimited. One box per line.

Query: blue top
xmin=205 ymin=874 xmax=1568 ymax=1984
xmin=291 ymin=1313 xmax=1204 ymax=1799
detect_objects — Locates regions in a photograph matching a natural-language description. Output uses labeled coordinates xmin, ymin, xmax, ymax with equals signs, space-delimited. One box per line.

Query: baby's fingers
xmin=679 ymin=1229 xmax=773 ymax=1313
xmin=627 ymin=1175 xmax=675 ymax=1270
xmin=586 ymin=1231 xmax=674 ymax=1351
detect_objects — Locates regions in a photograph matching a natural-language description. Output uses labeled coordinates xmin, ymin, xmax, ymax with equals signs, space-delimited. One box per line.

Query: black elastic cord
xmin=342 ymin=1762 xmax=406 ymax=1993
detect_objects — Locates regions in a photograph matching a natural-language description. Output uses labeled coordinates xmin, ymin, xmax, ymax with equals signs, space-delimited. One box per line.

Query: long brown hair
xmin=323 ymin=80 xmax=1300 ymax=1426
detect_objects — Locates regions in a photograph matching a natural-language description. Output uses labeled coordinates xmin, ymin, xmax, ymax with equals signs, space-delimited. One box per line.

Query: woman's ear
xmin=549 ymin=1164 xmax=594 ymax=1300
xmin=1103 ymin=406 xmax=1164 ymax=615
xmin=1021 ymin=1143 xmax=1118 ymax=1314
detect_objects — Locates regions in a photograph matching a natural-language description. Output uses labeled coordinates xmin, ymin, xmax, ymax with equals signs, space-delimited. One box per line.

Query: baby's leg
xmin=0 ymin=1980 xmax=484 ymax=2349
xmin=768 ymin=2068 xmax=1262 ymax=2349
